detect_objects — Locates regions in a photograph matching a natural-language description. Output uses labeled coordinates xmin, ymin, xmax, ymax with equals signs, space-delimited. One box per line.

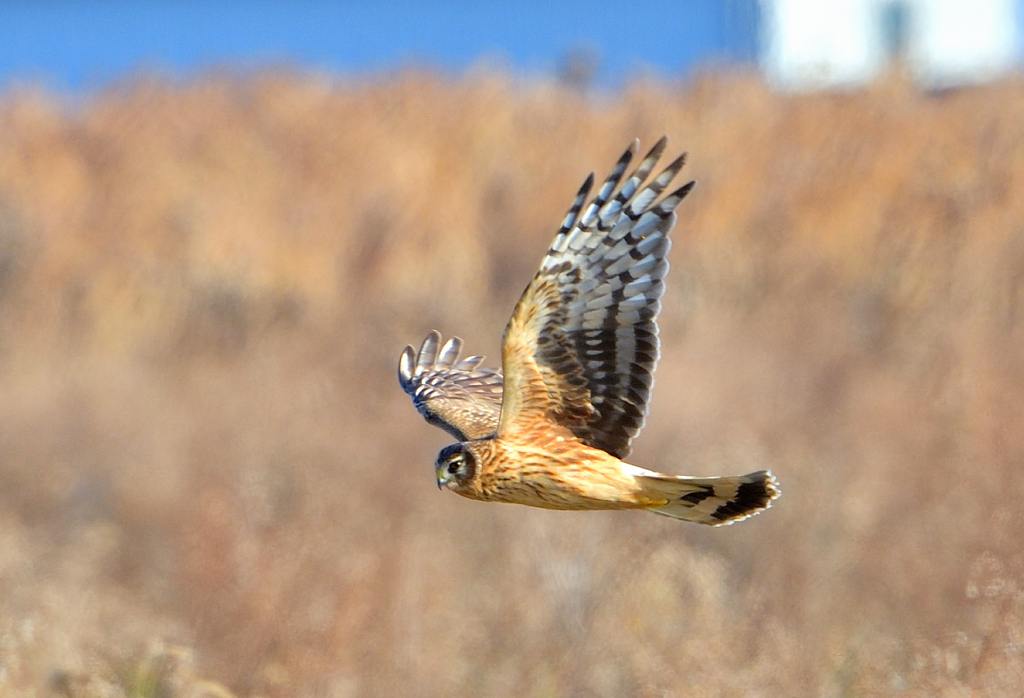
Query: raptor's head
xmin=435 ymin=442 xmax=476 ymax=490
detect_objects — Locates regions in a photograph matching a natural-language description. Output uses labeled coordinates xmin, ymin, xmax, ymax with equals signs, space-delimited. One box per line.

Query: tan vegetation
xmin=1 ymin=69 xmax=1023 ymax=696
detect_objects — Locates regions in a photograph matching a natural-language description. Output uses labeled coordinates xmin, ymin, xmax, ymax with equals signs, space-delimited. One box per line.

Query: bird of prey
xmin=399 ymin=138 xmax=779 ymax=525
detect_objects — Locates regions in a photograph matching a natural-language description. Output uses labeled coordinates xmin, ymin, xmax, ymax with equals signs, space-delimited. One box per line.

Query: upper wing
xmin=398 ymin=330 xmax=504 ymax=442
xmin=498 ymin=137 xmax=694 ymax=458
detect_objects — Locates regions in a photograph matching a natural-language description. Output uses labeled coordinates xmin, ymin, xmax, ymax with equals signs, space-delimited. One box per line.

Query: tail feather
xmin=637 ymin=470 xmax=780 ymax=525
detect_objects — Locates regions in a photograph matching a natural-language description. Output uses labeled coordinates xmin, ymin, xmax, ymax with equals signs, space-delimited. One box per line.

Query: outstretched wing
xmin=399 ymin=331 xmax=503 ymax=442
xmin=498 ymin=137 xmax=694 ymax=458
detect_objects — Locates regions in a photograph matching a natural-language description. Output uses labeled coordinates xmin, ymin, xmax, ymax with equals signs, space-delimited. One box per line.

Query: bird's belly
xmin=480 ymin=455 xmax=651 ymax=511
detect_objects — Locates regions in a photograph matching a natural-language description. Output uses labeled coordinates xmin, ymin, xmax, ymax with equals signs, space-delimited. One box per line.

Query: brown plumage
xmin=399 ymin=138 xmax=780 ymax=525
xmin=399 ymin=331 xmax=502 ymax=442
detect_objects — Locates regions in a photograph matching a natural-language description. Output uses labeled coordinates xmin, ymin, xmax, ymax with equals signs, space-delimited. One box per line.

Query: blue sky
xmin=0 ymin=1 xmax=761 ymax=92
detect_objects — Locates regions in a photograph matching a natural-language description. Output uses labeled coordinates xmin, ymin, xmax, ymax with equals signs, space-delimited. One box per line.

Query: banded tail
xmin=637 ymin=470 xmax=780 ymax=525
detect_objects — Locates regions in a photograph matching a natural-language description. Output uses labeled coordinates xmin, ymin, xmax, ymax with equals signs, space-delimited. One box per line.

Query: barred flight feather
xmin=399 ymin=331 xmax=503 ymax=441
xmin=501 ymin=137 xmax=695 ymax=458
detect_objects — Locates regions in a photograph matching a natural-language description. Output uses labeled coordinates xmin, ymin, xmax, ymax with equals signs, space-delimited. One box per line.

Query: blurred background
xmin=1 ymin=1 xmax=1024 ymax=696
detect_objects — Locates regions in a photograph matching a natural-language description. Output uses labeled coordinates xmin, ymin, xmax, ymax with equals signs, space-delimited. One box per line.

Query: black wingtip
xmin=615 ymin=141 xmax=638 ymax=170
xmin=664 ymin=152 xmax=688 ymax=177
xmin=644 ymin=136 xmax=669 ymax=162
xmin=676 ymin=179 xmax=697 ymax=198
xmin=579 ymin=172 xmax=596 ymax=196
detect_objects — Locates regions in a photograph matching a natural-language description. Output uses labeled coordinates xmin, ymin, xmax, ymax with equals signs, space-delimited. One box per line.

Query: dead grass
xmin=1 ymin=69 xmax=1023 ymax=696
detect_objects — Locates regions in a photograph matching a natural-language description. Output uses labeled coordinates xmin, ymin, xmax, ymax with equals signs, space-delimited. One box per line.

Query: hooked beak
xmin=436 ymin=463 xmax=450 ymax=490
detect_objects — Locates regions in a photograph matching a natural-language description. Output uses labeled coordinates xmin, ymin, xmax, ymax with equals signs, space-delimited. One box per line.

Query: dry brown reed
xmin=1 ymin=69 xmax=1023 ymax=696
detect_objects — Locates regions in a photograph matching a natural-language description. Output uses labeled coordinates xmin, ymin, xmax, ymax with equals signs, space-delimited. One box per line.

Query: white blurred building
xmin=760 ymin=0 xmax=1021 ymax=89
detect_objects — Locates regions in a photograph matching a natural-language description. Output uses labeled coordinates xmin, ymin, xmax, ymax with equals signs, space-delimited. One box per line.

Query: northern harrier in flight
xmin=399 ymin=138 xmax=779 ymax=525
